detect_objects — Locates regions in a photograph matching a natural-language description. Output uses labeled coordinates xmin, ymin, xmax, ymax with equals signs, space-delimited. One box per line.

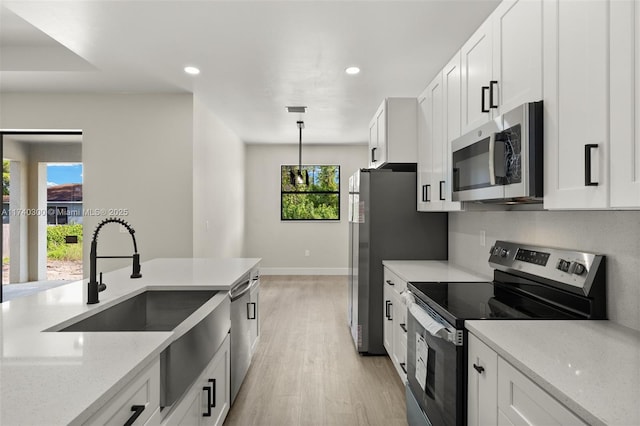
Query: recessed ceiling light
xmin=345 ymin=66 xmax=361 ymax=75
xmin=184 ymin=66 xmax=200 ymax=75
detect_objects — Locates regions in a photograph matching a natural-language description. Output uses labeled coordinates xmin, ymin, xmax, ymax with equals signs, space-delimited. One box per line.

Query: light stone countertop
xmin=382 ymin=260 xmax=490 ymax=283
xmin=466 ymin=320 xmax=640 ymax=426
xmin=0 ymin=257 xmax=261 ymax=426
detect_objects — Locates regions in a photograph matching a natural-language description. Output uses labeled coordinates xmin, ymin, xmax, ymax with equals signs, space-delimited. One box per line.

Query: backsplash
xmin=448 ymin=210 xmax=640 ymax=332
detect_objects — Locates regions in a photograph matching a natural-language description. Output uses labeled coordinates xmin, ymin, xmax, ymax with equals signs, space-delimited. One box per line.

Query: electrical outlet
xmin=480 ymin=230 xmax=486 ymax=247
xmin=305 ymin=249 xmax=310 ymax=257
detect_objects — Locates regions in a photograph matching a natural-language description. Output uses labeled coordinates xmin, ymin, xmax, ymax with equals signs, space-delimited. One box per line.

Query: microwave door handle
xmin=488 ymin=132 xmax=497 ymax=185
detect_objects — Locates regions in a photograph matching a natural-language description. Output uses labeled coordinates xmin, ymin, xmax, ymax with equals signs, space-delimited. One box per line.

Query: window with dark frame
xmin=281 ymin=165 xmax=340 ymax=221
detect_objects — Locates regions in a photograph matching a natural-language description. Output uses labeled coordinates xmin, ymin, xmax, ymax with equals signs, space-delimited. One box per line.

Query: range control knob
xmin=500 ymin=248 xmax=509 ymax=258
xmin=492 ymin=246 xmax=501 ymax=256
xmin=572 ymin=262 xmax=586 ymax=275
xmin=556 ymin=259 xmax=570 ymax=272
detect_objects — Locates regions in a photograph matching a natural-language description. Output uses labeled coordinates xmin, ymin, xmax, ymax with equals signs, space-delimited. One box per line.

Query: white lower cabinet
xmin=162 ymin=334 xmax=231 ymax=426
xmin=467 ymin=334 xmax=498 ymax=426
xmin=84 ymin=358 xmax=160 ymax=426
xmin=468 ymin=333 xmax=586 ymax=426
xmin=383 ymin=267 xmax=408 ymax=382
xmin=497 ymin=358 xmax=586 ymax=426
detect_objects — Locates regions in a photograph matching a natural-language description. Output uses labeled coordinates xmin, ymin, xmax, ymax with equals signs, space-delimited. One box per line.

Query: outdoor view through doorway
xmin=46 ymin=163 xmax=83 ymax=281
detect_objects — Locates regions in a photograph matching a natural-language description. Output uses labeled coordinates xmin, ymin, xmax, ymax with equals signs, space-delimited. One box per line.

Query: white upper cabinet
xmin=461 ymin=0 xmax=542 ymax=135
xmin=417 ymin=75 xmax=443 ymax=210
xmin=493 ymin=0 xmax=543 ymax=115
xmin=461 ymin=18 xmax=494 ymax=134
xmin=543 ymin=0 xmax=609 ymax=209
xmin=441 ymin=54 xmax=463 ymax=211
xmin=417 ymin=54 xmax=463 ymax=212
xmin=610 ymin=0 xmax=640 ymax=207
xmin=368 ymin=98 xmax=417 ymax=169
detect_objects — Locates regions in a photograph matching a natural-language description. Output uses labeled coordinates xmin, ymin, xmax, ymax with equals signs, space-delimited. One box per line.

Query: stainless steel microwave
xmin=451 ymin=101 xmax=543 ymax=203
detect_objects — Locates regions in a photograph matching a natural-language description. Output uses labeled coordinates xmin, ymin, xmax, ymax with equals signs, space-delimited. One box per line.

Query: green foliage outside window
xmin=281 ymin=165 xmax=340 ymax=220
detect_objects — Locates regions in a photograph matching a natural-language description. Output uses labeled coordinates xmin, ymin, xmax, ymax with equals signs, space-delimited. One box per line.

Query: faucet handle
xmin=98 ymin=272 xmax=107 ymax=292
xmin=131 ymin=253 xmax=142 ymax=279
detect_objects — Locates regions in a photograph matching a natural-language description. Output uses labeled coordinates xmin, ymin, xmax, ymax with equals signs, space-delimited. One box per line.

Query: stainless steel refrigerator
xmin=348 ymin=168 xmax=447 ymax=354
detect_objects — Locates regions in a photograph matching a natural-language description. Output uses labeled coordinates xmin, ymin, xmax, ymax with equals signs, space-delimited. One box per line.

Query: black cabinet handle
xmin=400 ymin=323 xmax=407 ymax=333
xmin=124 ymin=405 xmax=145 ymax=426
xmin=385 ymin=300 xmax=390 ymax=319
xmin=585 ymin=144 xmax=599 ymax=186
xmin=386 ymin=279 xmax=394 ymax=286
xmin=481 ymin=86 xmax=490 ymax=113
xmin=422 ymin=184 xmax=431 ymax=202
xmin=247 ymin=302 xmax=256 ymax=320
xmin=387 ymin=302 xmax=393 ymax=321
xmin=203 ymin=386 xmax=212 ymax=417
xmin=208 ymin=379 xmax=216 ymax=408
xmin=473 ymin=363 xmax=485 ymax=374
xmin=489 ymin=80 xmax=499 ymax=109
xmin=371 ymin=147 xmax=377 ymax=163
xmin=400 ymin=362 xmax=407 ymax=374
xmin=439 ymin=180 xmax=445 ymax=201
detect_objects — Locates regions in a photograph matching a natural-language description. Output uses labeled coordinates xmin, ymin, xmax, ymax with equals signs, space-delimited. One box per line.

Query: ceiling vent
xmin=286 ymin=106 xmax=307 ymax=114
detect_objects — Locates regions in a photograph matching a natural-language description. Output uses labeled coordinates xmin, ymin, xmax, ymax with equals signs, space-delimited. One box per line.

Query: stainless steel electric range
xmin=404 ymin=241 xmax=606 ymax=426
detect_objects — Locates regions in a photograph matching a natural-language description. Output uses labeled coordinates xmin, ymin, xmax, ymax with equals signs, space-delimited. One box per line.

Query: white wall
xmin=192 ymin=96 xmax=245 ymax=258
xmin=244 ymin=143 xmax=368 ymax=274
xmin=449 ymin=210 xmax=640 ymax=332
xmin=1 ymin=93 xmax=195 ymax=276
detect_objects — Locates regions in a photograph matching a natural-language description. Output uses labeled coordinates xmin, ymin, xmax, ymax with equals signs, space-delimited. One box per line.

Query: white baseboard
xmin=260 ymin=267 xmax=348 ymax=276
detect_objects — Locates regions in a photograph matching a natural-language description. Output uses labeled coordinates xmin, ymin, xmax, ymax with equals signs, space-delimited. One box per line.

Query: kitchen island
xmin=0 ymin=257 xmax=260 ymax=426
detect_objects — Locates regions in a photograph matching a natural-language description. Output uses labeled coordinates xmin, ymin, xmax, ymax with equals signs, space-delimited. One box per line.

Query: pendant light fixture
xmin=290 ymin=120 xmax=309 ymax=186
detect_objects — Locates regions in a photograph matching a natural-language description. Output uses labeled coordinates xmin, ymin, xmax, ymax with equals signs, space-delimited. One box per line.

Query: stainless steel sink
xmin=55 ymin=288 xmax=231 ymax=409
xmin=58 ymin=290 xmax=218 ymax=332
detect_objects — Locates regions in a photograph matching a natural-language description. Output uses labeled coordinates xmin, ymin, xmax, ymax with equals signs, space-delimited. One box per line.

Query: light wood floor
xmin=224 ymin=275 xmax=407 ymax=426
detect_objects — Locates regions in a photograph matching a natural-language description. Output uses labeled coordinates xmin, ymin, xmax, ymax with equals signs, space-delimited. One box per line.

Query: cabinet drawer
xmin=85 ymin=358 xmax=160 ymax=426
xmin=497 ymin=357 xmax=586 ymax=426
xmin=383 ymin=268 xmax=407 ymax=293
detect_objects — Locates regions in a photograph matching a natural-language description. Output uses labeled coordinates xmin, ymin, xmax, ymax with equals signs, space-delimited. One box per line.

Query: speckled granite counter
xmin=0 ymin=257 xmax=260 ymax=425
xmin=382 ymin=260 xmax=490 ymax=283
xmin=466 ymin=320 xmax=640 ymax=426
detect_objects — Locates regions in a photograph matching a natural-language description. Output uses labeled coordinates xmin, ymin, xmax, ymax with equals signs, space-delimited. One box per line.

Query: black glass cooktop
xmin=408 ymin=280 xmax=582 ymax=329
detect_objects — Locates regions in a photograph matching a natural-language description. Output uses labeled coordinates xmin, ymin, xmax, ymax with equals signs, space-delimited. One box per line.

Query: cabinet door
xmin=376 ymin=103 xmax=388 ymax=166
xmin=461 ymin=18 xmax=494 ymax=134
xmin=467 ymin=334 xmax=498 ymax=426
xmin=429 ymin=74 xmax=446 ymax=210
xmin=610 ymin=0 xmax=640 ymax=207
xmin=369 ymin=116 xmax=378 ymax=168
xmin=163 ymin=336 xmax=231 ymax=426
xmin=202 ymin=337 xmax=231 ymax=426
xmin=442 ymin=53 xmax=463 ymax=211
xmin=497 ymin=358 xmax=586 ymax=425
xmin=417 ymin=94 xmax=433 ymax=211
xmin=543 ymin=0 xmax=609 ymax=209
xmin=249 ymin=279 xmax=260 ymax=355
xmin=86 ymin=358 xmax=160 ymax=426
xmin=383 ymin=282 xmax=394 ymax=354
xmin=369 ymin=102 xmax=386 ymax=168
xmin=493 ymin=0 xmax=543 ymax=115
xmin=418 ymin=76 xmax=444 ymax=211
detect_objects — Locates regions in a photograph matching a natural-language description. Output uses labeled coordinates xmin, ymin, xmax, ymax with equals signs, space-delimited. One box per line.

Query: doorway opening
xmin=46 ymin=163 xmax=83 ymax=281
xmin=1 ymin=130 xmax=83 ymax=302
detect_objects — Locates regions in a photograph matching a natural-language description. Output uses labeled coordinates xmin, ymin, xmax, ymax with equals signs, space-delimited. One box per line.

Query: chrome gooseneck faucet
xmin=87 ymin=217 xmax=142 ymax=304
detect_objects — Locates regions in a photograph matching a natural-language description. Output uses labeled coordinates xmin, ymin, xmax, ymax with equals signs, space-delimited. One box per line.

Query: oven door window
xmin=452 ymin=137 xmax=492 ymax=192
xmin=407 ymin=310 xmax=464 ymax=426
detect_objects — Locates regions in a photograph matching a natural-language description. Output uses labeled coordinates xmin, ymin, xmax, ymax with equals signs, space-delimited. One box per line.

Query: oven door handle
xmin=409 ymin=303 xmax=462 ymax=346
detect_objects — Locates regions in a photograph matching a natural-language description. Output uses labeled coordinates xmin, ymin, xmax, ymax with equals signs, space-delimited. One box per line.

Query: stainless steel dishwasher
xmin=229 ymin=271 xmax=259 ymax=403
